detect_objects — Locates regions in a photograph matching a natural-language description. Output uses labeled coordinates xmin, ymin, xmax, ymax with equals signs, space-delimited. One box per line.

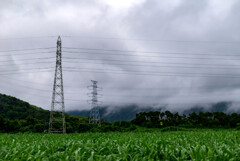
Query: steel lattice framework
xmin=49 ymin=36 xmax=66 ymax=133
xmin=88 ymin=80 xmax=101 ymax=125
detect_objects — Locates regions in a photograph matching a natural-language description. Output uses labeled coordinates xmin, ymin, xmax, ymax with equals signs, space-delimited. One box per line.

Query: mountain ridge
xmin=67 ymin=102 xmax=237 ymax=121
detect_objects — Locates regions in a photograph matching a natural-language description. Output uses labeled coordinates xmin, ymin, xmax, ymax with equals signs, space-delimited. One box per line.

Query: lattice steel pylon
xmin=49 ymin=36 xmax=66 ymax=133
xmin=88 ymin=80 xmax=101 ymax=125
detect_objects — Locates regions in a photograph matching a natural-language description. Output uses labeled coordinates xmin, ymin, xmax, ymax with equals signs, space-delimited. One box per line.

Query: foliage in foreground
xmin=0 ymin=131 xmax=240 ymax=160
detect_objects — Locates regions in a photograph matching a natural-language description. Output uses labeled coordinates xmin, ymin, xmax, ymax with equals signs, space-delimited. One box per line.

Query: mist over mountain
xmin=67 ymin=104 xmax=162 ymax=121
xmin=67 ymin=102 xmax=239 ymax=121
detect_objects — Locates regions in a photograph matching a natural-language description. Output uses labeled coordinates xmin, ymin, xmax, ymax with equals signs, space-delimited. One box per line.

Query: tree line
xmin=132 ymin=111 xmax=240 ymax=128
xmin=0 ymin=114 xmax=136 ymax=133
xmin=1 ymin=110 xmax=240 ymax=133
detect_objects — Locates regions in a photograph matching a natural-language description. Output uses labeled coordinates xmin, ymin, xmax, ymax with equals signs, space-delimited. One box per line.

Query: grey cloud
xmin=0 ymin=0 xmax=240 ymax=112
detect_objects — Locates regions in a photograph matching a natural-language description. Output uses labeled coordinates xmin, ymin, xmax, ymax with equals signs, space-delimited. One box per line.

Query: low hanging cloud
xmin=0 ymin=0 xmax=240 ymax=112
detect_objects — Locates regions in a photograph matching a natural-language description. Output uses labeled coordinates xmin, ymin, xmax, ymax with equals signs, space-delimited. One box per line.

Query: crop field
xmin=0 ymin=131 xmax=240 ymax=160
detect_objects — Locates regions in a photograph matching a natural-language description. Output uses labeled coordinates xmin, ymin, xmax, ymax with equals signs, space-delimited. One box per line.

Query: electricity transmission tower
xmin=49 ymin=36 xmax=66 ymax=133
xmin=88 ymin=80 xmax=101 ymax=125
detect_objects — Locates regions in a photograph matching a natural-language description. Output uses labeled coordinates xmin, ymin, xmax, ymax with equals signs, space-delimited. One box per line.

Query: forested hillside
xmin=0 ymin=93 xmax=90 ymax=132
xmin=0 ymin=93 xmax=135 ymax=133
xmin=0 ymin=93 xmax=49 ymax=121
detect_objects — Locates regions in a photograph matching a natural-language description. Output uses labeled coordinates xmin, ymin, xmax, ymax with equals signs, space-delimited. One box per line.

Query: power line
xmin=63 ymin=69 xmax=240 ymax=79
xmin=1 ymin=88 xmax=86 ymax=103
xmin=63 ymin=48 xmax=240 ymax=57
xmin=0 ymin=47 xmax=55 ymax=52
xmin=0 ymin=78 xmax=85 ymax=99
xmin=3 ymin=94 xmax=236 ymax=107
xmin=56 ymin=98 xmax=240 ymax=107
xmin=3 ymin=35 xmax=240 ymax=45
xmin=2 ymin=76 xmax=52 ymax=87
xmin=63 ymin=67 xmax=240 ymax=77
xmin=1 ymin=83 xmax=239 ymax=102
xmin=61 ymin=93 xmax=240 ymax=99
xmin=0 ymin=51 xmax=55 ymax=57
xmin=102 ymin=85 xmax=238 ymax=90
xmin=0 ymin=49 xmax=238 ymax=64
xmin=1 ymin=90 xmax=51 ymax=100
xmin=0 ymin=70 xmax=53 ymax=75
xmin=63 ymin=52 xmax=240 ymax=61
xmin=0 ymin=57 xmax=55 ymax=63
xmin=63 ymin=57 xmax=240 ymax=67
xmin=0 ymin=61 xmax=55 ymax=67
xmin=2 ymin=36 xmax=240 ymax=109
xmin=103 ymin=93 xmax=240 ymax=98
xmin=1 ymin=76 xmax=88 ymax=87
xmin=61 ymin=36 xmax=240 ymax=44
xmin=2 ymin=78 xmax=240 ymax=105
xmin=0 ymin=87 xmax=86 ymax=103
xmin=0 ymin=74 xmax=87 ymax=95
xmin=1 ymin=74 xmax=238 ymax=90
xmin=63 ymin=60 xmax=240 ymax=70
xmin=1 ymin=74 xmax=239 ymax=91
xmin=0 ymin=36 xmax=58 ymax=40
xmin=0 ymin=67 xmax=54 ymax=73
xmin=0 ymin=79 xmax=52 ymax=92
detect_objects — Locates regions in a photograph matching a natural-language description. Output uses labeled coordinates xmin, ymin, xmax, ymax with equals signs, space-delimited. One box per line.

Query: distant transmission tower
xmin=88 ymin=80 xmax=101 ymax=125
xmin=49 ymin=36 xmax=66 ymax=133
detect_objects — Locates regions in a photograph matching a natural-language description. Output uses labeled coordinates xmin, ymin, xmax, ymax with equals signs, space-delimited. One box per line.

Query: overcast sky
xmin=1 ymin=0 xmax=240 ymax=112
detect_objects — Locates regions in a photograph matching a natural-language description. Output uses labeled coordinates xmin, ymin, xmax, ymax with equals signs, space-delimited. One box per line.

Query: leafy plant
xmin=0 ymin=131 xmax=239 ymax=160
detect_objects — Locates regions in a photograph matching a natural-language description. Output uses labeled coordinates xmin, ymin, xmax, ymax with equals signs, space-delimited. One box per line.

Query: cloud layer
xmin=1 ymin=0 xmax=240 ymax=112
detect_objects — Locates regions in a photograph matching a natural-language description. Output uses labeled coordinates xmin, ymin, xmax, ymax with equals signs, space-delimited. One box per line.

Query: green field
xmin=0 ymin=131 xmax=240 ymax=160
